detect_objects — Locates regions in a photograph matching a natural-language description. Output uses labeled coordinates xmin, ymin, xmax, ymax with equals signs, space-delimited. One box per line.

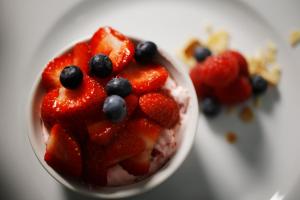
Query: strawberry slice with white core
xmin=41 ymin=76 xmax=106 ymax=126
xmin=120 ymin=118 xmax=161 ymax=175
xmin=119 ymin=61 xmax=169 ymax=94
xmin=42 ymin=42 xmax=91 ymax=90
xmin=44 ymin=124 xmax=82 ymax=177
xmin=90 ymin=26 xmax=135 ymax=73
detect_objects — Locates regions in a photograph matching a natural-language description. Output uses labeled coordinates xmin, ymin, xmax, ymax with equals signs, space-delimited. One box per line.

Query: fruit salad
xmin=39 ymin=26 xmax=189 ymax=186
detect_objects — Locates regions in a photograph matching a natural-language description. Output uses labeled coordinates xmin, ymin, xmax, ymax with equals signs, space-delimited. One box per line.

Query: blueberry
xmin=251 ymin=75 xmax=268 ymax=95
xmin=59 ymin=66 xmax=83 ymax=89
xmin=135 ymin=41 xmax=157 ymax=63
xmin=89 ymin=54 xmax=113 ymax=78
xmin=194 ymin=47 xmax=212 ymax=62
xmin=105 ymin=78 xmax=132 ymax=97
xmin=202 ymin=98 xmax=221 ymax=117
xmin=103 ymin=95 xmax=127 ymax=122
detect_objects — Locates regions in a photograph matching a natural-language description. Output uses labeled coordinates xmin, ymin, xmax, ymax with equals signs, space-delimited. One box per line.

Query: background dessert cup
xmin=27 ymin=37 xmax=198 ymax=198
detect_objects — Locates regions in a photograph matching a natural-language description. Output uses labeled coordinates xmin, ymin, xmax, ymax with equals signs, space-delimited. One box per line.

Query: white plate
xmin=0 ymin=0 xmax=300 ymax=199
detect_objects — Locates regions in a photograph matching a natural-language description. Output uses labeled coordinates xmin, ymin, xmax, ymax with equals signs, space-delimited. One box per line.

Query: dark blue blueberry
xmin=135 ymin=41 xmax=157 ymax=63
xmin=194 ymin=47 xmax=212 ymax=62
xmin=251 ymin=75 xmax=268 ymax=95
xmin=202 ymin=98 xmax=221 ymax=117
xmin=103 ymin=95 xmax=127 ymax=122
xmin=89 ymin=54 xmax=113 ymax=78
xmin=59 ymin=66 xmax=83 ymax=89
xmin=105 ymin=77 xmax=132 ymax=97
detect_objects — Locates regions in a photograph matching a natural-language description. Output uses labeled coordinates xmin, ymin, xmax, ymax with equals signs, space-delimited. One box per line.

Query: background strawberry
xmin=200 ymin=54 xmax=239 ymax=88
xmin=190 ymin=63 xmax=214 ymax=99
xmin=222 ymin=50 xmax=249 ymax=77
xmin=215 ymin=76 xmax=252 ymax=105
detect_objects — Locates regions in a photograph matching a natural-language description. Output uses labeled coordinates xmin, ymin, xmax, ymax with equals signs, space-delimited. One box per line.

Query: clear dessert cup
xmin=27 ymin=37 xmax=198 ymax=198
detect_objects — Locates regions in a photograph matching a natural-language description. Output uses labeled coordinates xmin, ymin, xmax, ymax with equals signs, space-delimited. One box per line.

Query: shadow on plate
xmin=203 ymin=87 xmax=280 ymax=177
xmin=258 ymin=86 xmax=280 ymax=114
xmin=62 ymin=146 xmax=218 ymax=200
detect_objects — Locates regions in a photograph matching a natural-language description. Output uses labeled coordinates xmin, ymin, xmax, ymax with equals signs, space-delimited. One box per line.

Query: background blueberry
xmin=135 ymin=41 xmax=157 ymax=63
xmin=105 ymin=77 xmax=132 ymax=97
xmin=89 ymin=54 xmax=113 ymax=78
xmin=59 ymin=65 xmax=83 ymax=89
xmin=251 ymin=75 xmax=268 ymax=95
xmin=194 ymin=47 xmax=212 ymax=62
xmin=202 ymin=97 xmax=221 ymax=117
xmin=103 ymin=95 xmax=127 ymax=122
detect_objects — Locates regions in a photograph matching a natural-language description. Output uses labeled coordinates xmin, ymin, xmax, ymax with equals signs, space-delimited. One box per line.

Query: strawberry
xmin=121 ymin=118 xmax=161 ymax=175
xmin=87 ymin=120 xmax=124 ymax=146
xmin=44 ymin=124 xmax=82 ymax=178
xmin=222 ymin=50 xmax=249 ymax=77
xmin=189 ymin=63 xmax=214 ymax=99
xmin=41 ymin=76 xmax=106 ymax=126
xmin=200 ymin=54 xmax=239 ymax=88
xmin=91 ymin=75 xmax=115 ymax=87
xmin=84 ymin=128 xmax=146 ymax=185
xmin=72 ymin=42 xmax=91 ymax=74
xmin=42 ymin=53 xmax=73 ymax=90
xmin=120 ymin=62 xmax=168 ymax=94
xmin=90 ymin=26 xmax=135 ymax=72
xmin=61 ymin=121 xmax=88 ymax=144
xmin=124 ymin=94 xmax=139 ymax=117
xmin=84 ymin=142 xmax=107 ymax=185
xmin=139 ymin=92 xmax=179 ymax=128
xmin=42 ymin=42 xmax=91 ymax=91
xmin=102 ymin=128 xmax=146 ymax=167
xmin=215 ymin=76 xmax=252 ymax=105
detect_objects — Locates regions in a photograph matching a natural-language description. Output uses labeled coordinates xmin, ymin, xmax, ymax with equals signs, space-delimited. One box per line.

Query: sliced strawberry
xmin=84 ymin=127 xmax=146 ymax=185
xmin=91 ymin=75 xmax=115 ymax=87
xmin=139 ymin=92 xmax=180 ymax=128
xmin=61 ymin=121 xmax=88 ymax=144
xmin=87 ymin=120 xmax=124 ymax=146
xmin=42 ymin=42 xmax=91 ymax=91
xmin=121 ymin=151 xmax=150 ymax=176
xmin=222 ymin=50 xmax=249 ymax=77
xmin=41 ymin=76 xmax=106 ymax=126
xmin=44 ymin=124 xmax=82 ymax=178
xmin=90 ymin=26 xmax=135 ymax=72
xmin=190 ymin=63 xmax=214 ymax=99
xmin=42 ymin=53 xmax=73 ymax=90
xmin=84 ymin=142 xmax=107 ymax=185
xmin=72 ymin=42 xmax=91 ymax=74
xmin=215 ymin=76 xmax=252 ymax=105
xmin=102 ymin=129 xmax=146 ymax=167
xmin=120 ymin=62 xmax=168 ymax=94
xmin=124 ymin=94 xmax=139 ymax=117
xmin=121 ymin=118 xmax=161 ymax=175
